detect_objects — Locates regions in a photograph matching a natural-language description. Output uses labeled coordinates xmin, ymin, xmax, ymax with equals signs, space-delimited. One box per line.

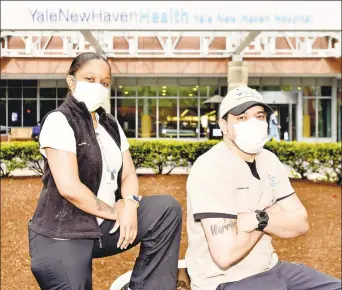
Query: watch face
xmin=257 ymin=211 xmax=269 ymax=222
xmin=259 ymin=212 xmax=267 ymax=218
xmin=132 ymin=195 xmax=140 ymax=203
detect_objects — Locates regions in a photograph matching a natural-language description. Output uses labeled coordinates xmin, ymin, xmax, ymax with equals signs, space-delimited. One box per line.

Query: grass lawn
xmin=1 ymin=176 xmax=341 ymax=290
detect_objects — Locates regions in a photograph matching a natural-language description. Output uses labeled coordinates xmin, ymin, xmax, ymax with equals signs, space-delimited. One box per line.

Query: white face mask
xmin=232 ymin=117 xmax=268 ymax=154
xmin=70 ymin=76 xmax=108 ymax=112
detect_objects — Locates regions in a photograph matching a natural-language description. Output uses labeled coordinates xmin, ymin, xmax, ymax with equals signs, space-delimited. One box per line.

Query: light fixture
xmin=162 ymin=89 xmax=166 ymax=93
xmin=297 ymin=87 xmax=302 ymax=91
xmin=118 ymin=85 xmax=122 ymax=88
xmin=124 ymin=91 xmax=128 ymax=95
xmin=162 ymin=86 xmax=167 ymax=89
xmin=181 ymin=109 xmax=189 ymax=117
xmin=193 ymin=87 xmax=197 ymax=91
xmin=162 ymin=93 xmax=166 ymax=96
xmin=196 ymin=85 xmax=199 ymax=88
xmin=189 ymin=93 xmax=193 ymax=97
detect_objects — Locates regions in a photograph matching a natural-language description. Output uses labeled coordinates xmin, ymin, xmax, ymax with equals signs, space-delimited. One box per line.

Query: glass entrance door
xmin=267 ymin=104 xmax=296 ymax=141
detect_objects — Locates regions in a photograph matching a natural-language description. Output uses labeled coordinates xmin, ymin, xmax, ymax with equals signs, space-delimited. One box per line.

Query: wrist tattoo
xmin=210 ymin=219 xmax=237 ymax=236
xmin=94 ymin=196 xmax=116 ymax=215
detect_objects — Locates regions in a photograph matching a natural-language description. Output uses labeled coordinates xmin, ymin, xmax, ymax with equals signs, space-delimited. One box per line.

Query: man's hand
xmin=237 ymin=212 xmax=259 ymax=233
xmin=110 ymin=200 xmax=138 ymax=250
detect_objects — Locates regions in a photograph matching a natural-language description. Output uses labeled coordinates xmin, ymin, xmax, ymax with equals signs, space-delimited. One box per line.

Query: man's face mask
xmin=69 ymin=76 xmax=109 ymax=112
xmin=229 ymin=117 xmax=268 ymax=154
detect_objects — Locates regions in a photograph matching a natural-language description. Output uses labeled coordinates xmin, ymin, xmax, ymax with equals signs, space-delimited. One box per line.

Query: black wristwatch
xmin=255 ymin=210 xmax=269 ymax=231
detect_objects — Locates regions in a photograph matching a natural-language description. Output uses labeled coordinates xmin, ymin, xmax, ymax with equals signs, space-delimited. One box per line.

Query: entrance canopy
xmin=1 ymin=1 xmax=341 ymax=59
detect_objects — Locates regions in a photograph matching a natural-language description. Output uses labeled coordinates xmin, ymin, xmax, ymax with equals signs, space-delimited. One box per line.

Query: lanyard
xmin=96 ymin=129 xmax=116 ymax=181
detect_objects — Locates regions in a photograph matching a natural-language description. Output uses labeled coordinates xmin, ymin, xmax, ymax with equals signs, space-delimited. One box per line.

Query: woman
xmin=28 ymin=52 xmax=182 ymax=290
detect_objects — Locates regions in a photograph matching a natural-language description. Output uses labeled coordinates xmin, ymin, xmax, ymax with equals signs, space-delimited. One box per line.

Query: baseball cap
xmin=219 ymin=86 xmax=272 ymax=119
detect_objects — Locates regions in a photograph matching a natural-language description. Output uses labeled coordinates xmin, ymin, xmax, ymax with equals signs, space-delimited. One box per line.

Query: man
xmin=31 ymin=121 xmax=41 ymax=141
xmin=269 ymin=109 xmax=281 ymax=141
xmin=186 ymin=86 xmax=341 ymax=290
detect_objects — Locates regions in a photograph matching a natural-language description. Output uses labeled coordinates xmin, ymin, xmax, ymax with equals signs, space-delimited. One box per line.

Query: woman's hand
xmin=110 ymin=200 xmax=138 ymax=250
xmin=109 ymin=200 xmax=124 ymax=233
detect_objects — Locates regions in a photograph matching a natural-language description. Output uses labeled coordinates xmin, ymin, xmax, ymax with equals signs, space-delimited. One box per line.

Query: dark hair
xmin=68 ymin=52 xmax=111 ymax=76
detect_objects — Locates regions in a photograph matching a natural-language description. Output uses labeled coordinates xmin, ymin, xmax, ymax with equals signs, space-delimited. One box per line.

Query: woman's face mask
xmin=69 ymin=76 xmax=109 ymax=112
xmin=231 ymin=117 xmax=268 ymax=154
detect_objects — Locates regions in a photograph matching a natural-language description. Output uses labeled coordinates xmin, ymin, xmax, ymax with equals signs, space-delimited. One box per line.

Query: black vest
xmin=30 ymin=96 xmax=122 ymax=239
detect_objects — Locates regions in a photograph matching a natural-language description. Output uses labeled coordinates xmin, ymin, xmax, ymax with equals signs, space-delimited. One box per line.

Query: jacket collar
xmin=64 ymin=95 xmax=107 ymax=120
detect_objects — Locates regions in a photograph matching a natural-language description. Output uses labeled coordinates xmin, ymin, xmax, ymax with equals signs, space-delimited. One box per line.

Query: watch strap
xmin=124 ymin=195 xmax=141 ymax=208
xmin=255 ymin=210 xmax=269 ymax=231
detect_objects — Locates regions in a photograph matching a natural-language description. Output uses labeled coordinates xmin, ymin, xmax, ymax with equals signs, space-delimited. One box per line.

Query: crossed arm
xmin=238 ymin=194 xmax=309 ymax=238
xmin=202 ymin=217 xmax=263 ymax=270
xmin=265 ymin=194 xmax=309 ymax=238
xmin=201 ymin=194 xmax=309 ymax=270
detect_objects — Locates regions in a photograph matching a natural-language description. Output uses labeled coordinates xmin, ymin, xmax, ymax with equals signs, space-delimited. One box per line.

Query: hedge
xmin=1 ymin=140 xmax=341 ymax=184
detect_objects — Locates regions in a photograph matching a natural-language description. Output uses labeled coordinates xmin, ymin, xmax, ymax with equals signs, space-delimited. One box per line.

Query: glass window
xmin=7 ymin=80 xmax=22 ymax=87
xmin=8 ymin=87 xmax=22 ymax=99
xmin=261 ymin=86 xmax=281 ymax=91
xmin=158 ymin=85 xmax=177 ymax=97
xmin=57 ymin=99 xmax=65 ymax=107
xmin=23 ymin=100 xmax=37 ymax=126
xmin=23 ymin=80 xmax=37 ymax=87
xmin=281 ymin=85 xmax=293 ymax=91
xmin=249 ymin=86 xmax=261 ymax=91
xmin=220 ymin=86 xmax=228 ymax=96
xmin=338 ymin=83 xmax=342 ymax=142
xmin=138 ymin=99 xmax=157 ymax=138
xmin=0 ymin=99 xmax=6 ymax=126
xmin=0 ymin=87 xmax=6 ymax=100
xmin=0 ymin=79 xmax=7 ymax=87
xmin=303 ymin=86 xmax=316 ymax=96
xmin=117 ymin=99 xmax=136 ymax=138
xmin=40 ymin=88 xmax=56 ymax=99
xmin=199 ymin=86 xmax=218 ymax=98
xmin=23 ymin=88 xmax=37 ymax=99
xmin=291 ymin=104 xmax=297 ymax=141
xmin=110 ymin=98 xmax=116 ymax=118
xmin=159 ymin=99 xmax=178 ymax=138
xmin=318 ymin=99 xmax=331 ymax=138
xmin=303 ymin=98 xmax=316 ymax=138
xmin=8 ymin=100 xmax=21 ymax=127
xmin=179 ymin=99 xmax=198 ymax=138
xmin=137 ymin=86 xmax=157 ymax=97
xmin=198 ymin=86 xmax=208 ymax=98
xmin=116 ymin=86 xmax=136 ymax=97
xmin=318 ymin=86 xmax=332 ymax=97
xmin=179 ymin=86 xmax=198 ymax=97
xmin=40 ymin=100 xmax=57 ymax=121
xmin=200 ymin=101 xmax=219 ymax=138
xmin=110 ymin=87 xmax=115 ymax=98
xmin=58 ymin=88 xmax=68 ymax=99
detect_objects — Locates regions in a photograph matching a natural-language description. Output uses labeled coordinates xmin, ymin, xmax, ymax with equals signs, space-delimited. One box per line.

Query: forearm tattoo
xmin=210 ymin=219 xmax=237 ymax=236
xmin=94 ymin=196 xmax=116 ymax=215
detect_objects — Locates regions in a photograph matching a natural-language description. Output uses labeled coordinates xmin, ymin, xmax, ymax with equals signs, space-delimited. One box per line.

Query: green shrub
xmin=19 ymin=141 xmax=44 ymax=176
xmin=0 ymin=141 xmax=43 ymax=177
xmin=0 ymin=142 xmax=27 ymax=177
xmin=1 ymin=140 xmax=341 ymax=184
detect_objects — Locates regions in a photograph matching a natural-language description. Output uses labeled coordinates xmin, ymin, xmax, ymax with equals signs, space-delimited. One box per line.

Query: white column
xmin=227 ymin=61 xmax=249 ymax=92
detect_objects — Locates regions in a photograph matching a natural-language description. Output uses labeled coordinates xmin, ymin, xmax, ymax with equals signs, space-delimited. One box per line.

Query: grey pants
xmin=28 ymin=195 xmax=182 ymax=290
xmin=217 ymin=261 xmax=341 ymax=290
